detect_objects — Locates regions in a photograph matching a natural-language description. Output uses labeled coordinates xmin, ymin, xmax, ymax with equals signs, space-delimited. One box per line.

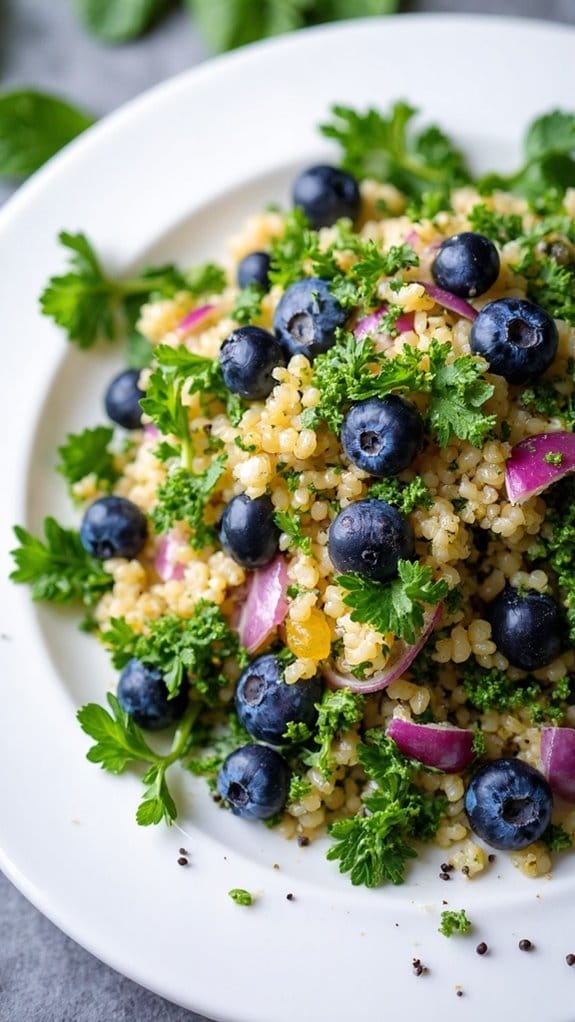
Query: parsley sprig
xmin=40 ymin=232 xmax=226 ymax=349
xmin=320 ymin=101 xmax=471 ymax=206
xmin=368 ymin=476 xmax=432 ymax=514
xmin=327 ymin=731 xmax=445 ymax=887
xmin=77 ymin=693 xmax=201 ymax=825
xmin=56 ymin=425 xmax=119 ymax=491
xmin=303 ymin=689 xmax=365 ymax=777
xmin=438 ymin=909 xmax=472 ymax=937
xmin=337 ymin=561 xmax=447 ymax=645
xmin=303 ymin=334 xmax=494 ymax=446
xmin=151 ymin=457 xmax=226 ymax=549
xmin=10 ymin=517 xmax=113 ymax=606
xmin=101 ymin=601 xmax=246 ymax=701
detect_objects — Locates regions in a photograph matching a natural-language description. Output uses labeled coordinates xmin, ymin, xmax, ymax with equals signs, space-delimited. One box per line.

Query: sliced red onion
xmin=238 ymin=556 xmax=289 ymax=654
xmin=540 ymin=726 xmax=575 ymax=802
xmin=505 ymin=431 xmax=575 ymax=504
xmin=416 ymin=281 xmax=478 ymax=321
xmin=144 ymin=423 xmax=160 ymax=439
xmin=177 ymin=304 xmax=214 ymax=333
xmin=404 ymin=229 xmax=419 ymax=247
xmin=322 ymin=603 xmax=443 ymax=694
xmin=353 ymin=304 xmax=415 ymax=345
xmin=386 ymin=717 xmax=474 ymax=773
xmin=155 ymin=529 xmax=187 ymax=582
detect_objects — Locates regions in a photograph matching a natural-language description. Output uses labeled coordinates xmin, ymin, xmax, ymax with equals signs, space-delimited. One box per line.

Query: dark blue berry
xmin=217 ymin=744 xmax=290 ymax=819
xmin=237 ymin=251 xmax=271 ymax=291
xmin=104 ymin=369 xmax=145 ymax=430
xmin=219 ymin=326 xmax=286 ymax=400
xmin=80 ymin=496 xmax=147 ymax=560
xmin=328 ymin=498 xmax=414 ymax=582
xmin=235 ymin=654 xmax=322 ymax=746
xmin=117 ymin=658 xmax=189 ymax=730
xmin=488 ymin=587 xmax=564 ymax=671
xmin=219 ymin=494 xmax=279 ymax=569
xmin=292 ymin=165 xmax=361 ymax=230
xmin=464 ymin=758 xmax=552 ymax=850
xmin=341 ymin=396 xmax=423 ymax=477
xmin=273 ymin=277 xmax=347 ymax=362
xmin=431 ymin=232 xmax=500 ymax=298
xmin=470 ymin=298 xmax=558 ymax=384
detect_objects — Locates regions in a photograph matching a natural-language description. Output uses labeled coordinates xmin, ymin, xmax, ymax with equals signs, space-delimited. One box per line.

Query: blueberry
xmin=341 ymin=396 xmax=423 ymax=477
xmin=104 ymin=369 xmax=145 ymax=430
xmin=328 ymin=498 xmax=414 ymax=582
xmin=292 ymin=165 xmax=361 ymax=230
xmin=488 ymin=587 xmax=564 ymax=671
xmin=237 ymin=251 xmax=271 ymax=291
xmin=117 ymin=658 xmax=189 ymax=730
xmin=219 ymin=326 xmax=286 ymax=400
xmin=217 ymin=743 xmax=290 ymax=819
xmin=470 ymin=298 xmax=558 ymax=385
xmin=235 ymin=654 xmax=322 ymax=746
xmin=80 ymin=496 xmax=147 ymax=560
xmin=464 ymin=758 xmax=552 ymax=850
xmin=273 ymin=277 xmax=347 ymax=362
xmin=219 ymin=494 xmax=279 ymax=569
xmin=431 ymin=232 xmax=500 ymax=298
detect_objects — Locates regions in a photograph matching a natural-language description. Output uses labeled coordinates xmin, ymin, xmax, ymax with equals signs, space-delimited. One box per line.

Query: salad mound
xmin=11 ymin=101 xmax=575 ymax=888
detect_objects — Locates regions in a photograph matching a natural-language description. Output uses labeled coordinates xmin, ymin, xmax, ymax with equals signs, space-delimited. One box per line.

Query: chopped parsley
xmin=151 ymin=457 xmax=226 ymax=549
xmin=288 ymin=775 xmax=313 ymax=803
xmin=320 ymin=101 xmax=470 ymax=204
xmin=368 ymin=476 xmax=432 ymax=514
xmin=477 ymin=110 xmax=575 ymax=202
xmin=77 ymin=693 xmax=200 ymax=826
xmin=543 ymin=451 xmax=564 ymax=466
xmin=463 ymin=661 xmax=569 ymax=724
xmin=304 ymin=688 xmax=365 ymax=777
xmin=273 ymin=509 xmax=312 ymax=556
xmin=231 ymin=282 xmax=264 ymax=325
xmin=337 ymin=560 xmax=448 ymax=645
xmin=438 ymin=909 xmax=472 ymax=937
xmin=542 ymin=823 xmax=573 ymax=853
xmin=467 ymin=203 xmax=524 ymax=244
xmin=56 ymin=425 xmax=119 ymax=490
xmin=283 ymin=721 xmax=312 ymax=743
xmin=185 ymin=712 xmax=252 ymax=787
xmin=40 ymin=231 xmax=225 ymax=349
xmin=528 ymin=479 xmax=575 ymax=642
xmin=101 ymin=601 xmax=246 ymax=701
xmin=10 ymin=516 xmax=113 ymax=606
xmin=228 ymin=888 xmax=253 ymax=906
xmin=302 ymin=334 xmax=494 ymax=447
xmin=327 ymin=731 xmax=445 ymax=888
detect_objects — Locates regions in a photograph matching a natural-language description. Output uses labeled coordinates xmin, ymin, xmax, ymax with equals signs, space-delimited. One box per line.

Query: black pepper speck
xmin=476 ymin=942 xmax=488 ymax=955
xmin=519 ymin=939 xmax=533 ymax=952
xmin=177 ymin=857 xmax=188 ymax=866
xmin=566 ymin=953 xmax=575 ymax=966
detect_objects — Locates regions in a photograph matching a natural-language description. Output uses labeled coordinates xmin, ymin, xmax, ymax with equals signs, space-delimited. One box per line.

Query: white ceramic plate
xmin=2 ymin=14 xmax=575 ymax=1022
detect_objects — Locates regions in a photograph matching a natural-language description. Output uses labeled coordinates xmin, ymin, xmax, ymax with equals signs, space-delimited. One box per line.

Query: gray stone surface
xmin=1 ymin=0 xmax=573 ymax=1019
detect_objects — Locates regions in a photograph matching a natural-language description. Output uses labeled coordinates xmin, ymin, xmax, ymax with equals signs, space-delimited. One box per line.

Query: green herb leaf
xmin=56 ymin=425 xmax=119 ymax=489
xmin=327 ymin=731 xmax=445 ymax=887
xmin=228 ymin=887 xmax=253 ymax=905
xmin=151 ymin=458 xmax=226 ymax=549
xmin=337 ymin=561 xmax=448 ymax=645
xmin=541 ymin=823 xmax=573 ymax=853
xmin=231 ymin=283 xmax=264 ymax=325
xmin=77 ymin=693 xmax=157 ymax=774
xmin=72 ymin=0 xmax=171 ymax=43
xmin=273 ymin=510 xmax=312 ymax=556
xmin=102 ymin=601 xmax=246 ymax=702
xmin=136 ymin=763 xmax=178 ymax=826
xmin=321 ymin=101 xmax=470 ymax=200
xmin=368 ymin=476 xmax=432 ymax=514
xmin=426 ymin=341 xmax=496 ymax=447
xmin=463 ymin=660 xmax=569 ymax=725
xmin=304 ymin=688 xmax=364 ymax=777
xmin=0 ymin=89 xmax=94 ymax=178
xmin=438 ymin=909 xmax=472 ymax=937
xmin=10 ymin=517 xmax=113 ymax=606
xmin=288 ymin=775 xmax=312 ymax=803
xmin=478 ymin=110 xmax=575 ymax=200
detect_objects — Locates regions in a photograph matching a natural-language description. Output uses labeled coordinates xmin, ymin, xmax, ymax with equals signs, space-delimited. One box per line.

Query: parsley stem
xmin=180 ymin=434 xmax=194 ymax=473
xmin=164 ymin=700 xmax=202 ymax=767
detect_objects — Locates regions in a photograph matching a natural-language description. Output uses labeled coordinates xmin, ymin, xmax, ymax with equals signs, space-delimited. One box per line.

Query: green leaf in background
xmin=186 ymin=0 xmax=399 ymax=53
xmin=72 ymin=0 xmax=172 ymax=43
xmin=0 ymin=90 xmax=94 ymax=179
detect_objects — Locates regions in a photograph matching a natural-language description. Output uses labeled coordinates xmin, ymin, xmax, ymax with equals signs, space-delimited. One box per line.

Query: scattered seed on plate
xmin=439 ymin=871 xmax=451 ymax=881
xmin=476 ymin=942 xmax=488 ymax=955
xmin=177 ymin=856 xmax=188 ymax=866
xmin=566 ymin=953 xmax=575 ymax=966
xmin=286 ymin=892 xmax=295 ymax=901
xmin=297 ymin=835 xmax=310 ymax=847
xmin=518 ymin=939 xmax=533 ymax=951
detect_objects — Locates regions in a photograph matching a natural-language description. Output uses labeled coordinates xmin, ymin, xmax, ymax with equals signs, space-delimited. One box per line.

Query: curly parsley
xmin=327 ymin=731 xmax=445 ymax=888
xmin=438 ymin=909 xmax=472 ymax=937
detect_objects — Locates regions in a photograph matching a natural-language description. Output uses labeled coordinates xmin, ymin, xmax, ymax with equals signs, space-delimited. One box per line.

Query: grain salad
xmin=11 ymin=101 xmax=575 ymax=889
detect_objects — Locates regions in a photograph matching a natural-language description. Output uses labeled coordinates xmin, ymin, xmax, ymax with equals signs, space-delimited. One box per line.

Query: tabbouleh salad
xmin=11 ymin=101 xmax=575 ymax=889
